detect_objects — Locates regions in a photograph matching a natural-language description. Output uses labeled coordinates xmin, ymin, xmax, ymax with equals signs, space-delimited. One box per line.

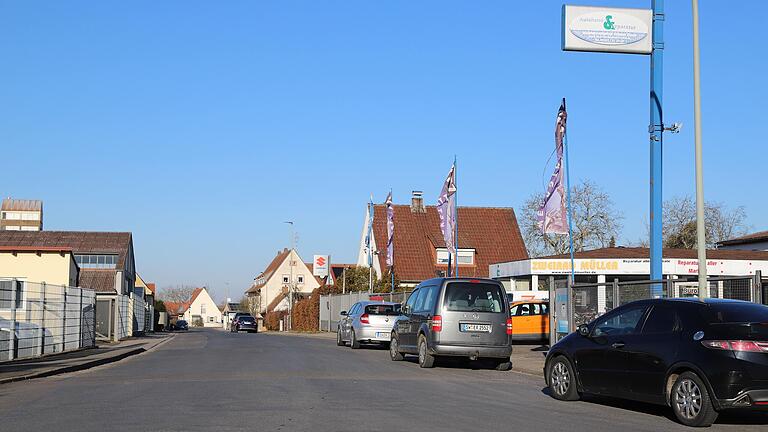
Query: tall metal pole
xmin=368 ymin=197 xmax=374 ymax=293
xmin=692 ymin=0 xmax=708 ymax=297
xmin=564 ymin=123 xmax=576 ymax=286
xmin=649 ymin=0 xmax=665 ymax=294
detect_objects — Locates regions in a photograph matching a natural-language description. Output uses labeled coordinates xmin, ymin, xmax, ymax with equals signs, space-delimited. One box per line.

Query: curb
xmin=0 ymin=334 xmax=175 ymax=385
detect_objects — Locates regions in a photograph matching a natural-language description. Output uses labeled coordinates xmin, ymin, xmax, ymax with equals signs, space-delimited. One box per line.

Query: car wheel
xmin=547 ymin=356 xmax=579 ymax=401
xmin=350 ymin=330 xmax=360 ymax=349
xmin=336 ymin=328 xmax=345 ymax=346
xmin=389 ymin=333 xmax=404 ymax=361
xmin=494 ymin=359 xmax=513 ymax=371
xmin=671 ymin=372 xmax=718 ymax=427
xmin=417 ymin=335 xmax=435 ymax=368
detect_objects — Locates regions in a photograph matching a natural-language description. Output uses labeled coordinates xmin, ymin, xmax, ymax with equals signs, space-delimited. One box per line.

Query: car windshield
xmin=240 ymin=316 xmax=253 ymax=321
xmin=444 ymin=282 xmax=504 ymax=313
xmin=365 ymin=304 xmax=398 ymax=315
xmin=705 ymin=302 xmax=768 ymax=323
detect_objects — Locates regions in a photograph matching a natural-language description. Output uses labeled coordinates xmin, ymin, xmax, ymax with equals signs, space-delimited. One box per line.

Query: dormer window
xmin=436 ymin=248 xmax=475 ymax=265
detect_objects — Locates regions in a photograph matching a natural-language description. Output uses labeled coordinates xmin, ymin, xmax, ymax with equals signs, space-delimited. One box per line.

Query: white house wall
xmin=259 ymin=249 xmax=320 ymax=313
xmin=185 ymin=289 xmax=222 ymax=327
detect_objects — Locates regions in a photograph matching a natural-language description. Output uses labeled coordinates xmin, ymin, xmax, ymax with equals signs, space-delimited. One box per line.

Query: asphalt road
xmin=1 ymin=329 xmax=766 ymax=432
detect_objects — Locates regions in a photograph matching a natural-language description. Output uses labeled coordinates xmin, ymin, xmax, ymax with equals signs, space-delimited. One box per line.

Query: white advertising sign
xmin=313 ymin=255 xmax=329 ymax=278
xmin=562 ymin=5 xmax=652 ymax=55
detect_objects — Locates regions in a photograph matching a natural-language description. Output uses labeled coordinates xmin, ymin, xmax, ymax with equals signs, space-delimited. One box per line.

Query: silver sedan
xmin=336 ymin=301 xmax=399 ymax=349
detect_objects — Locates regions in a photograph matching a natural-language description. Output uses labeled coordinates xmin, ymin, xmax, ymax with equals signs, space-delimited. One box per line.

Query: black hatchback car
xmin=545 ymin=298 xmax=768 ymax=427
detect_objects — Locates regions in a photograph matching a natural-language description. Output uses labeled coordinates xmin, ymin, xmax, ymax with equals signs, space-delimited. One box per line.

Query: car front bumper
xmin=431 ymin=343 xmax=512 ymax=359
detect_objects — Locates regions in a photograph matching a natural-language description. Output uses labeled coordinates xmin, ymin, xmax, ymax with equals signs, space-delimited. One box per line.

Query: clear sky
xmin=1 ymin=1 xmax=764 ymax=302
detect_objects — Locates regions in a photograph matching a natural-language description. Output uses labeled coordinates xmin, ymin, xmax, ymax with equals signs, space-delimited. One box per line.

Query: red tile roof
xmin=372 ymin=204 xmax=528 ymax=282
xmin=0 ymin=231 xmax=133 ymax=268
xmin=189 ymin=287 xmax=204 ymax=305
xmin=146 ymin=283 xmax=156 ymax=294
xmin=526 ymin=247 xmax=768 ymax=261
xmin=718 ymin=231 xmax=768 ymax=247
xmin=78 ymin=270 xmax=118 ymax=293
xmin=247 ymin=249 xmax=291 ymax=294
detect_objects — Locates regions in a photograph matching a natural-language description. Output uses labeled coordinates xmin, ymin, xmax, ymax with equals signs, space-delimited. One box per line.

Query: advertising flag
xmin=537 ymin=99 xmax=569 ymax=235
xmin=437 ymin=163 xmax=457 ymax=255
xmin=385 ymin=191 xmax=394 ymax=267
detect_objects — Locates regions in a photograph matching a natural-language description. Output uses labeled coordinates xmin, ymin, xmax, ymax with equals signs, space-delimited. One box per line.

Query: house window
xmin=436 ymin=248 xmax=475 ymax=265
xmin=297 ymin=275 xmax=304 ymax=284
xmin=201 ymin=304 xmax=207 ymax=315
xmin=282 ymin=275 xmax=290 ymax=284
xmin=74 ymin=254 xmax=118 ymax=269
xmin=0 ymin=279 xmax=25 ymax=310
xmin=208 ymin=316 xmax=215 ymax=322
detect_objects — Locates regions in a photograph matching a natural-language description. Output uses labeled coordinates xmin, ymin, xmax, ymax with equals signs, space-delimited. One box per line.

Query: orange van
xmin=508 ymin=300 xmax=549 ymax=341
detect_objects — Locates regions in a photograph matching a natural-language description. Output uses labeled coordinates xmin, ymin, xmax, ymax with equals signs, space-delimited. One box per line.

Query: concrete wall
xmin=0 ymin=251 xmax=78 ymax=286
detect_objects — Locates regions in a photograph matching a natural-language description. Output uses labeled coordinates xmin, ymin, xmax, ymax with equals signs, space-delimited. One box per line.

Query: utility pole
xmin=649 ymin=0 xmax=665 ymax=294
xmin=692 ymin=0 xmax=708 ymax=297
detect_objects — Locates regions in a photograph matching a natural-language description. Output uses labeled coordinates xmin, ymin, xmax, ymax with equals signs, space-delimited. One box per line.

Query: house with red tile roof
xmin=718 ymin=230 xmax=768 ymax=251
xmin=357 ymin=191 xmax=529 ymax=286
xmin=245 ymin=248 xmax=321 ymax=314
xmin=165 ymin=287 xmax=221 ymax=327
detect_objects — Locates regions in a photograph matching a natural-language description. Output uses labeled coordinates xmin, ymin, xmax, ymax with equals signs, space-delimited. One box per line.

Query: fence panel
xmin=319 ymin=291 xmax=412 ymax=332
xmin=0 ymin=281 xmax=96 ymax=362
xmin=116 ymin=295 xmax=131 ymax=340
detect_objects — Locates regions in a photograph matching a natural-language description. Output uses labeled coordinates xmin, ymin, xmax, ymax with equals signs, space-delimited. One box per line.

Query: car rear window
xmin=704 ymin=303 xmax=768 ymax=323
xmin=444 ymin=282 xmax=504 ymax=313
xmin=365 ymin=304 xmax=398 ymax=315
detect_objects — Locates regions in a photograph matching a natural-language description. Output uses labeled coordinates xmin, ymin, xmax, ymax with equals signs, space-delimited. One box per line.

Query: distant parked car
xmin=336 ymin=301 xmax=398 ymax=348
xmin=389 ymin=278 xmax=513 ymax=370
xmin=175 ymin=320 xmax=188 ymax=331
xmin=544 ymin=298 xmax=768 ymax=427
xmin=509 ymin=300 xmax=549 ymax=342
xmin=231 ymin=313 xmax=257 ymax=333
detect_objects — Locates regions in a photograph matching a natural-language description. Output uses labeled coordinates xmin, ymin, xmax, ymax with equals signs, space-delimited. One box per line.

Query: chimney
xmin=411 ymin=190 xmax=425 ymax=213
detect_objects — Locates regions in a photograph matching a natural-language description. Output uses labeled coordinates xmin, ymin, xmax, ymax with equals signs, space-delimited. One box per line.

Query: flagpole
xmin=368 ymin=195 xmax=374 ymax=293
xmin=453 ymin=155 xmax=458 ymax=278
xmin=563 ymin=103 xmax=576 ymax=285
xmin=390 ymin=188 xmax=395 ymax=293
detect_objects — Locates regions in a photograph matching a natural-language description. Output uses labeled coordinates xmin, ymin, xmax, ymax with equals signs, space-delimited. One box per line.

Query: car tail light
xmin=431 ymin=315 xmax=443 ymax=332
xmin=360 ymin=313 xmax=370 ymax=325
xmin=702 ymin=340 xmax=768 ymax=352
xmin=506 ymin=318 xmax=514 ymax=335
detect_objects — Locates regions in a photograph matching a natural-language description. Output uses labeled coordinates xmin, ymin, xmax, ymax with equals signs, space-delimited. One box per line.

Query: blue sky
xmin=1 ymin=1 xmax=764 ymax=302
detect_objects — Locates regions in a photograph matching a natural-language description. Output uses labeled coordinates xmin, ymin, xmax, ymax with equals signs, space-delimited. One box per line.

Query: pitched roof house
xmin=0 ymin=231 xmax=136 ymax=295
xmin=357 ymin=191 xmax=529 ymax=285
xmin=164 ymin=287 xmax=222 ymax=327
xmin=245 ymin=248 xmax=321 ymax=313
xmin=717 ymin=230 xmax=768 ymax=251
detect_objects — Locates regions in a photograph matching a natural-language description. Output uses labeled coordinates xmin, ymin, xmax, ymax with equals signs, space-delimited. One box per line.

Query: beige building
xmin=1 ymin=198 xmax=43 ymax=231
xmin=246 ymin=248 xmax=322 ymax=314
xmin=0 ymin=246 xmax=79 ymax=287
xmin=177 ymin=287 xmax=222 ymax=327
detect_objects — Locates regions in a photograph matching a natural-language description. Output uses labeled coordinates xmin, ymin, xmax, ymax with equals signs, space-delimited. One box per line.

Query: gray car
xmin=336 ymin=301 xmax=398 ymax=349
xmin=389 ymin=277 xmax=513 ymax=370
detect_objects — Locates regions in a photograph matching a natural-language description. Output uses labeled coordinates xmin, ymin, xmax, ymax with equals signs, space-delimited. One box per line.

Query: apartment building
xmin=1 ymin=198 xmax=43 ymax=231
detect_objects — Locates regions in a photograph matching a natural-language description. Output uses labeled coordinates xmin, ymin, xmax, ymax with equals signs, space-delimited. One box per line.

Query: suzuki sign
xmin=562 ymin=5 xmax=652 ymax=55
xmin=313 ymin=255 xmax=329 ymax=278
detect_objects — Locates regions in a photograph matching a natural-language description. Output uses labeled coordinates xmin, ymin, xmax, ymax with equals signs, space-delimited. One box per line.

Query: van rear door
xmin=439 ymin=281 xmax=509 ymax=347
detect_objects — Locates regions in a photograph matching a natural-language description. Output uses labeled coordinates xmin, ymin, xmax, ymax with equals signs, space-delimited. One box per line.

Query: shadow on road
xmin=540 ymin=387 xmax=768 ymax=426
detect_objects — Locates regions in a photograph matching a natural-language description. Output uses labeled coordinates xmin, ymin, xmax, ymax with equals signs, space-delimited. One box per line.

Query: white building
xmin=180 ymin=287 xmax=222 ymax=327
xmin=245 ymin=248 xmax=321 ymax=314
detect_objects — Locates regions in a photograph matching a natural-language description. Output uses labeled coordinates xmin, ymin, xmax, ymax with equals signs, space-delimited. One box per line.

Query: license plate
xmin=460 ymin=323 xmax=491 ymax=333
xmin=376 ymin=332 xmax=390 ymax=338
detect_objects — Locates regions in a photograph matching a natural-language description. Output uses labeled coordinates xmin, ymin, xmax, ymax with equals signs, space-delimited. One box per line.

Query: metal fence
xmin=0 ymin=280 xmax=96 ymax=362
xmin=564 ymin=273 xmax=764 ymax=338
xmin=318 ymin=291 xmax=412 ymax=332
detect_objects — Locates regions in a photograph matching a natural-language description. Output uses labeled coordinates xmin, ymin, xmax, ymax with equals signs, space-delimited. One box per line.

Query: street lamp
xmin=692 ymin=0 xmax=708 ymax=297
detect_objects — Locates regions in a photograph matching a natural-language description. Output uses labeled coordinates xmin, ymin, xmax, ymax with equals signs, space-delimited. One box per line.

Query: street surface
xmin=1 ymin=329 xmax=766 ymax=432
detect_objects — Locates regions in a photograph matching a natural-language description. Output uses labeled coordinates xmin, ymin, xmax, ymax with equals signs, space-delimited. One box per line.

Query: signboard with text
xmin=562 ymin=5 xmax=652 ymax=55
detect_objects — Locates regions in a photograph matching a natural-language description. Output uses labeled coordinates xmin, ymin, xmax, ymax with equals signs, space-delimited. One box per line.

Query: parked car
xmin=231 ymin=313 xmax=257 ymax=333
xmin=389 ymin=277 xmax=513 ymax=370
xmin=544 ymin=298 xmax=768 ymax=427
xmin=175 ymin=320 xmax=189 ymax=331
xmin=509 ymin=300 xmax=549 ymax=342
xmin=337 ymin=301 xmax=398 ymax=348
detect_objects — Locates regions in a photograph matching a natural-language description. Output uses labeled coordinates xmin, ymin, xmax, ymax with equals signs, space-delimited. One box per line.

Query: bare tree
xmin=662 ymin=196 xmax=748 ymax=249
xmin=520 ymin=179 xmax=623 ymax=257
xmin=158 ymin=285 xmax=196 ymax=303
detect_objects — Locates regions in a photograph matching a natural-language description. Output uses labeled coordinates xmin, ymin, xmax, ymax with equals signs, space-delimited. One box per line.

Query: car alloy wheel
xmin=417 ymin=336 xmax=435 ymax=368
xmin=336 ymin=328 xmax=345 ymax=346
xmin=390 ymin=335 xmax=404 ymax=361
xmin=551 ymin=361 xmax=570 ymax=397
xmin=674 ymin=378 xmax=702 ymax=421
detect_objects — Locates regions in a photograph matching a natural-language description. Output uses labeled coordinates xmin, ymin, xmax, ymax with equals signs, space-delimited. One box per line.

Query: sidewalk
xmin=0 ymin=332 xmax=174 ymax=384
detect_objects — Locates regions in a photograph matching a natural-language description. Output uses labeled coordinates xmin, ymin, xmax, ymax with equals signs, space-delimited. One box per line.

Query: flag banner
xmin=437 ymin=163 xmax=457 ymax=255
xmin=385 ymin=191 xmax=394 ymax=267
xmin=366 ymin=196 xmax=374 ymax=266
xmin=537 ymin=99 xmax=569 ymax=235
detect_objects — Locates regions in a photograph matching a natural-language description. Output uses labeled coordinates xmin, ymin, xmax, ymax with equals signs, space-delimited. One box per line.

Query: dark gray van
xmin=389 ymin=277 xmax=513 ymax=370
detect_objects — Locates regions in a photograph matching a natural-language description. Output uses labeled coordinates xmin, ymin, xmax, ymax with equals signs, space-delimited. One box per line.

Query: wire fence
xmin=318 ymin=290 xmax=412 ymax=332
xmin=0 ymin=280 xmax=96 ymax=362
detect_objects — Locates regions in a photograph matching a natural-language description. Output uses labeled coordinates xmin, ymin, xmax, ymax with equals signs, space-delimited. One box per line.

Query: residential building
xmin=490 ymin=246 xmax=768 ymax=300
xmin=246 ymin=248 xmax=321 ymax=314
xmin=356 ymin=191 xmax=529 ymax=287
xmin=0 ymin=245 xmax=79 ymax=287
xmin=717 ymin=231 xmax=768 ymax=251
xmin=221 ymin=299 xmax=242 ymax=329
xmin=1 ymin=198 xmax=43 ymax=231
xmin=165 ymin=287 xmax=222 ymax=327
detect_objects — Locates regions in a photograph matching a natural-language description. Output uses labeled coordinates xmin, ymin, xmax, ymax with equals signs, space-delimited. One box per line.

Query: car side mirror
xmin=577 ymin=324 xmax=590 ymax=337
xmin=402 ymin=305 xmax=410 ymax=315
xmin=340 ymin=311 xmax=348 ymax=316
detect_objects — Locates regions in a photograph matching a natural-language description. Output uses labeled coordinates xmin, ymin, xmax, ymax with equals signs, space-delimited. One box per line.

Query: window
xmin=2 ymin=212 xmax=21 ymax=220
xmin=365 ymin=304 xmax=399 ymax=315
xmin=297 ymin=275 xmax=304 ymax=284
xmin=0 ymin=279 xmax=25 ymax=310
xmin=404 ymin=289 xmax=420 ymax=314
xmin=592 ymin=306 xmax=647 ymax=337
xmin=201 ymin=304 xmax=207 ymax=315
xmin=2 ymin=225 xmax=20 ymax=231
xmin=74 ymin=254 xmax=118 ymax=269
xmin=436 ymin=248 xmax=475 ymax=265
xmin=414 ymin=286 xmax=439 ymax=314
xmin=20 ymin=226 xmax=38 ymax=231
xmin=282 ymin=275 xmax=290 ymax=284
xmin=21 ymin=212 xmax=39 ymax=221
xmin=208 ymin=316 xmax=215 ymax=323
xmin=642 ymin=306 xmax=678 ymax=334
xmin=444 ymin=282 xmax=504 ymax=313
